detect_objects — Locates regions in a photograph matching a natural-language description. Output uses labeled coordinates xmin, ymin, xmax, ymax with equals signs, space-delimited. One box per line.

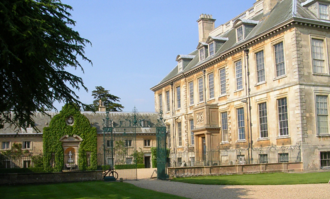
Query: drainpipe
xmin=244 ymin=48 xmax=253 ymax=164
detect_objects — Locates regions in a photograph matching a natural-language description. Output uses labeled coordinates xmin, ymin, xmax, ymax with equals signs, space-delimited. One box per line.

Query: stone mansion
xmin=151 ymin=0 xmax=330 ymax=170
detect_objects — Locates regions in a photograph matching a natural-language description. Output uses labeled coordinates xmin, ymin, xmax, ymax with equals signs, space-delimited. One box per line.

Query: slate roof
xmin=151 ymin=0 xmax=330 ymax=90
xmin=0 ymin=112 xmax=159 ymax=135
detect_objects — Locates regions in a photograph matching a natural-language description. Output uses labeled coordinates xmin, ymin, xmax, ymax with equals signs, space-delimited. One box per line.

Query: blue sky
xmin=56 ymin=0 xmax=256 ymax=112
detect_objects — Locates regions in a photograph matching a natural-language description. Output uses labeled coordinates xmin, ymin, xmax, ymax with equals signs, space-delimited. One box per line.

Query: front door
xmin=144 ymin=156 xmax=151 ymax=168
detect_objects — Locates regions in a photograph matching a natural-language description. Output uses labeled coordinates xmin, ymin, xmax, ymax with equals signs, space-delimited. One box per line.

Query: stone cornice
xmin=151 ymin=17 xmax=330 ymax=92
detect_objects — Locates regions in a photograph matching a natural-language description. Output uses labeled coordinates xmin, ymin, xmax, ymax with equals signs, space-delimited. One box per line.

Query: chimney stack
xmin=263 ymin=0 xmax=280 ymax=14
xmin=98 ymin=99 xmax=106 ymax=112
xmin=197 ymin=14 xmax=215 ymax=43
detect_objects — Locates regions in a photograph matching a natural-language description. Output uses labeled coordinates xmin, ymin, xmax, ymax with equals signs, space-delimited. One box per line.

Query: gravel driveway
xmin=126 ymin=179 xmax=330 ymax=199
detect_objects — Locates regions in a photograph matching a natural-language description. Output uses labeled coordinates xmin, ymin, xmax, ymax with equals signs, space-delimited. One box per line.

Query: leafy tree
xmin=87 ymin=86 xmax=124 ymax=111
xmin=132 ymin=148 xmax=144 ymax=164
xmin=0 ymin=0 xmax=92 ymax=130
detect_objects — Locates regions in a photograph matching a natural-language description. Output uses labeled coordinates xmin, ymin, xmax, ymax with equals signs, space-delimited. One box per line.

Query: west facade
xmin=151 ymin=0 xmax=330 ymax=170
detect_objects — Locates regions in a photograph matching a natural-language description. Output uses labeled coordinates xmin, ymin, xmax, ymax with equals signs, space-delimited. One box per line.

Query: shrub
xmin=115 ymin=164 xmax=145 ymax=170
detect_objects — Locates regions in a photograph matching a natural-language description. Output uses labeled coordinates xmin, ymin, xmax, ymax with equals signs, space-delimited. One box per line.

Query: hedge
xmin=115 ymin=164 xmax=145 ymax=170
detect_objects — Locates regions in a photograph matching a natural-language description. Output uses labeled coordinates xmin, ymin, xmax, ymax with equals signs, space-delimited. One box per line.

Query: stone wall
xmin=0 ymin=171 xmax=103 ymax=185
xmin=168 ymin=162 xmax=303 ymax=178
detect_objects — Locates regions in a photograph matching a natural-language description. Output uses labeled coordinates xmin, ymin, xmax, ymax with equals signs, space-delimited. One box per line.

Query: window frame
xmin=274 ymin=42 xmax=286 ymax=77
xmin=176 ymin=86 xmax=181 ymax=109
xmin=316 ymin=95 xmax=329 ymax=135
xmin=277 ymin=98 xmax=289 ymax=136
xmin=258 ymin=102 xmax=268 ymax=138
xmin=198 ymin=77 xmax=204 ymax=102
xmin=278 ymin=153 xmax=289 ymax=163
xmin=159 ymin=94 xmax=162 ymax=112
xmin=199 ymin=47 xmax=205 ymax=61
xmin=22 ymin=141 xmax=31 ymax=149
xmin=208 ymin=73 xmax=214 ymax=99
xmin=310 ymin=36 xmax=328 ymax=75
xmin=107 ymin=140 xmax=114 ymax=148
xmin=144 ymin=139 xmax=151 ymax=147
xmin=237 ymin=108 xmax=245 ymax=140
xmin=236 ymin=25 xmax=245 ymax=42
xmin=319 ymin=3 xmax=329 ymax=20
xmin=235 ymin=60 xmax=243 ymax=90
xmin=320 ymin=151 xmax=330 ymax=168
xmin=219 ymin=67 xmax=226 ymax=95
xmin=221 ymin=112 xmax=228 ymax=142
xmin=166 ymin=91 xmax=170 ymax=112
xmin=189 ymin=81 xmax=194 ymax=105
xmin=190 ymin=119 xmax=194 ymax=145
xmin=125 ymin=140 xmax=132 ymax=147
xmin=1 ymin=141 xmax=10 ymax=150
xmin=259 ymin=154 xmax=268 ymax=164
xmin=209 ymin=42 xmax=215 ymax=56
xmin=256 ymin=50 xmax=265 ymax=83
xmin=178 ymin=122 xmax=182 ymax=146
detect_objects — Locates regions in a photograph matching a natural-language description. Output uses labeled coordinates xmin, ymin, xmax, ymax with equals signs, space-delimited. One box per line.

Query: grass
xmin=0 ymin=181 xmax=187 ymax=199
xmin=172 ymin=171 xmax=330 ymax=185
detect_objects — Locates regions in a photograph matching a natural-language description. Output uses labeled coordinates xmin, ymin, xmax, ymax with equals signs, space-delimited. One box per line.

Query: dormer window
xmin=236 ymin=26 xmax=244 ymax=42
xmin=199 ymin=47 xmax=205 ymax=61
xmin=209 ymin=42 xmax=215 ymax=56
xmin=319 ymin=4 xmax=329 ymax=20
xmin=178 ymin=60 xmax=183 ymax=72
xmin=234 ymin=19 xmax=258 ymax=43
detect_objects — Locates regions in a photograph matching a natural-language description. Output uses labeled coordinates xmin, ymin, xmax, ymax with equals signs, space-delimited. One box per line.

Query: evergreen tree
xmin=0 ymin=0 xmax=92 ymax=130
xmin=88 ymin=86 xmax=124 ymax=111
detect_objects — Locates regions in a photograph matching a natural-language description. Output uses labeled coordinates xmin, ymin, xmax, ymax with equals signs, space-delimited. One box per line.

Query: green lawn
xmin=0 ymin=181 xmax=187 ymax=199
xmin=172 ymin=172 xmax=330 ymax=185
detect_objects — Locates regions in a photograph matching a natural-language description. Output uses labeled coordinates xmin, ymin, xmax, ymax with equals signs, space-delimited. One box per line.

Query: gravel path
xmin=126 ymin=179 xmax=330 ymax=199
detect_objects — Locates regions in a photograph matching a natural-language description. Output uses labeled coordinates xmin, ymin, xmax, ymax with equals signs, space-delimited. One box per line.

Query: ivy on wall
xmin=151 ymin=147 xmax=170 ymax=168
xmin=43 ymin=104 xmax=97 ymax=172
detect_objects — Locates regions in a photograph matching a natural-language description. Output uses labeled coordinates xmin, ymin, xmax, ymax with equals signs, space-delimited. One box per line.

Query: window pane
xmin=256 ymin=51 xmax=265 ymax=82
xmin=275 ymin=42 xmax=285 ymax=76
xmin=166 ymin=91 xmax=170 ymax=112
xmin=200 ymin=48 xmax=205 ymax=61
xmin=177 ymin=87 xmax=181 ymax=109
xmin=316 ymin=95 xmax=328 ymax=134
xmin=279 ymin=153 xmax=289 ymax=163
xmin=209 ymin=42 xmax=214 ymax=56
xmin=278 ymin=98 xmax=289 ymax=136
xmin=312 ymin=39 xmax=325 ymax=73
xmin=321 ymin=152 xmax=330 ymax=167
xmin=237 ymin=108 xmax=245 ymax=140
xmin=259 ymin=102 xmax=268 ymax=138
xmin=198 ymin=78 xmax=203 ymax=102
xmin=209 ymin=73 xmax=214 ymax=99
xmin=159 ymin=94 xmax=162 ymax=112
xmin=189 ymin=82 xmax=194 ymax=105
xmin=221 ymin=112 xmax=228 ymax=142
xmin=190 ymin=120 xmax=194 ymax=145
xmin=178 ymin=122 xmax=182 ymax=146
xmin=319 ymin=4 xmax=329 ymax=20
xmin=237 ymin=26 xmax=243 ymax=41
xmin=220 ymin=68 xmax=226 ymax=95
xmin=236 ymin=61 xmax=243 ymax=90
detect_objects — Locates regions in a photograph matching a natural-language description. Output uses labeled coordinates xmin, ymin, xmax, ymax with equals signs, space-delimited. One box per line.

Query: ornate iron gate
xmin=102 ymin=108 xmax=139 ymax=180
xmin=156 ymin=112 xmax=167 ymax=180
